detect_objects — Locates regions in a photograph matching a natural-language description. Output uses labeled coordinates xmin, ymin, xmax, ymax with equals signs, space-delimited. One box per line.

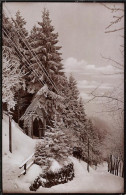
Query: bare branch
xmin=84 ymin=84 xmax=101 ymax=104
xmin=119 ymin=48 xmax=124 ymax=56
xmin=113 ymin=15 xmax=124 ymax=19
xmin=85 ymin=96 xmax=96 ymax=104
xmin=101 ymin=3 xmax=124 ymax=12
xmin=86 ymin=81 xmax=124 ymax=105
xmin=105 ymin=27 xmax=124 ymax=33
xmin=95 ymin=107 xmax=123 ymax=114
xmin=91 ymin=94 xmax=123 ymax=104
xmin=100 ymin=54 xmax=123 ymax=69
xmin=106 ymin=15 xmax=124 ymax=30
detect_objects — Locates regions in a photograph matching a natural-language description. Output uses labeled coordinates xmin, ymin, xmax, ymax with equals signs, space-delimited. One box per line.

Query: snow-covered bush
xmin=29 ymin=162 xmax=74 ymax=191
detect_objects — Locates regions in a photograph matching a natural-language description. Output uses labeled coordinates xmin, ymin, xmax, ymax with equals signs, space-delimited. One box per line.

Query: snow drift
xmin=2 ymin=114 xmax=36 ymax=162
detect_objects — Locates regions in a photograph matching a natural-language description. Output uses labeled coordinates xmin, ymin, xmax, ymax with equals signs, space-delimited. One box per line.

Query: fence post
xmin=9 ymin=115 xmax=12 ymax=153
xmin=24 ymin=164 xmax=27 ymax=175
xmin=122 ymin=162 xmax=124 ymax=178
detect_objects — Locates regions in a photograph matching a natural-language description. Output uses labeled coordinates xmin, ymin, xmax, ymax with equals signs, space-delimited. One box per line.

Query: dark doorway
xmin=33 ymin=118 xmax=43 ymax=138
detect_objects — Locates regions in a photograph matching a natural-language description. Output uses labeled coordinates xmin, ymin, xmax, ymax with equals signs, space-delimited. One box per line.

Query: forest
xmin=2 ymin=5 xmax=124 ymax=193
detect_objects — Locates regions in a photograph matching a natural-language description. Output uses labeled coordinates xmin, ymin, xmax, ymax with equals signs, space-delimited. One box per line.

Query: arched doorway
xmin=33 ymin=118 xmax=44 ymax=138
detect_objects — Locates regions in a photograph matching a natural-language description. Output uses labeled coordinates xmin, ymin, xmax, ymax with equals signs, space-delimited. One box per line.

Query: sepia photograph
xmin=2 ymin=2 xmax=124 ymax=193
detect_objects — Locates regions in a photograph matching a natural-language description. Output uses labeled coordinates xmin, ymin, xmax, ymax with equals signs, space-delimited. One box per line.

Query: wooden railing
xmin=18 ymin=153 xmax=34 ymax=177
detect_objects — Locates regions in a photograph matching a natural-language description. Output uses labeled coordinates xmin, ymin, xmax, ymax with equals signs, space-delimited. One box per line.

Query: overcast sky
xmin=3 ymin=2 xmax=124 ymax=127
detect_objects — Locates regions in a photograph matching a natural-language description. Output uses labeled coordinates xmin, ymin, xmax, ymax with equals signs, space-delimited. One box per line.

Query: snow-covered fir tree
xmin=2 ymin=57 xmax=23 ymax=112
xmin=26 ymin=9 xmax=67 ymax=129
xmin=64 ymin=74 xmax=80 ymax=129
xmin=11 ymin=11 xmax=31 ymax=124
xmin=2 ymin=13 xmax=25 ymax=113
xmin=28 ymin=8 xmax=64 ymax=93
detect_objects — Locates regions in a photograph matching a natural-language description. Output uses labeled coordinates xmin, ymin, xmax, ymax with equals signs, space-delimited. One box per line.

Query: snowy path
xmin=36 ymin=157 xmax=124 ymax=193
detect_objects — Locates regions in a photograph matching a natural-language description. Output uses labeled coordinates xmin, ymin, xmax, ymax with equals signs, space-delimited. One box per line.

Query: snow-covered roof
xmin=20 ymin=84 xmax=63 ymax=121
xmin=36 ymin=84 xmax=64 ymax=101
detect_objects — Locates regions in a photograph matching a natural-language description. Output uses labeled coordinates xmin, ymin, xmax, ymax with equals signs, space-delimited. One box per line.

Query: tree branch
xmin=101 ymin=3 xmax=124 ymax=12
xmin=105 ymin=27 xmax=124 ymax=33
xmin=100 ymin=54 xmax=123 ymax=69
xmin=105 ymin=15 xmax=124 ymax=30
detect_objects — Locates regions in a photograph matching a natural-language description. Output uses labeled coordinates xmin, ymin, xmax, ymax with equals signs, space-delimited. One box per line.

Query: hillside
xmin=2 ymin=114 xmax=41 ymax=193
xmin=2 ymin=114 xmax=124 ymax=193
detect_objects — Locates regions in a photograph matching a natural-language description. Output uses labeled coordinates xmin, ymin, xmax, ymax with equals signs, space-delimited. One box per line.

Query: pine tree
xmin=63 ymin=74 xmax=80 ymax=129
xmin=26 ymin=8 xmax=66 ymax=128
xmin=12 ymin=10 xmax=29 ymax=78
xmin=83 ymin=119 xmax=103 ymax=164
xmin=77 ymin=98 xmax=87 ymax=122
xmin=2 ymin=13 xmax=19 ymax=62
xmin=28 ymin=8 xmax=64 ymax=94
xmin=12 ymin=11 xmax=33 ymax=124
xmin=34 ymin=124 xmax=72 ymax=171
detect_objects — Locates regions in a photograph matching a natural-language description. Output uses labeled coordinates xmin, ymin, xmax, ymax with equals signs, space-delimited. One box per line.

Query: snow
xmin=20 ymin=164 xmax=42 ymax=184
xmin=3 ymin=114 xmax=36 ymax=161
xmin=37 ymin=157 xmax=124 ymax=193
xmin=49 ymin=159 xmax=62 ymax=172
xmin=2 ymin=114 xmax=39 ymax=193
xmin=2 ymin=114 xmax=124 ymax=193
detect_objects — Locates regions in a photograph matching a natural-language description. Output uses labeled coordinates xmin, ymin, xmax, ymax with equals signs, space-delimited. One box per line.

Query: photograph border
xmin=0 ymin=0 xmax=125 ymax=194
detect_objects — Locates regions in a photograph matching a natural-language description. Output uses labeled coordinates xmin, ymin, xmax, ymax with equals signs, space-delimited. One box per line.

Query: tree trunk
xmin=87 ymin=138 xmax=89 ymax=172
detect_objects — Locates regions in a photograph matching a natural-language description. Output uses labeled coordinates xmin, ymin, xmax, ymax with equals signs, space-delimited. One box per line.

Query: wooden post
xmin=9 ymin=115 xmax=12 ymax=153
xmin=122 ymin=162 xmax=124 ymax=178
xmin=87 ymin=138 xmax=89 ymax=172
xmin=117 ymin=159 xmax=119 ymax=176
xmin=24 ymin=164 xmax=27 ymax=175
xmin=31 ymin=115 xmax=33 ymax=138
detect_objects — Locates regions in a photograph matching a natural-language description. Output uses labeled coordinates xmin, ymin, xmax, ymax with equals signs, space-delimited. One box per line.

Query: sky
xmin=3 ymin=2 xmax=124 ymax=127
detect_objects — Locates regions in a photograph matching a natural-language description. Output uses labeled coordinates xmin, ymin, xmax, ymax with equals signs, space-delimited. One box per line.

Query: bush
xmin=29 ymin=162 xmax=74 ymax=191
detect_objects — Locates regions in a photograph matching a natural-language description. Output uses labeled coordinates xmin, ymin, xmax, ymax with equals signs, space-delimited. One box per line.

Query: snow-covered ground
xmin=37 ymin=158 xmax=124 ymax=193
xmin=2 ymin=114 xmax=124 ymax=193
xmin=2 ymin=114 xmax=40 ymax=193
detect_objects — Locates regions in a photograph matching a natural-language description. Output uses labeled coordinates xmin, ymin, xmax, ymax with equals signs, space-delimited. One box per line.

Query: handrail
xmin=18 ymin=153 xmax=34 ymax=177
xmin=19 ymin=153 xmax=34 ymax=169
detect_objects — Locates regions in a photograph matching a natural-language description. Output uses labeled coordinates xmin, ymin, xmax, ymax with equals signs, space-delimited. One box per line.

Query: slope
xmin=2 ymin=114 xmax=41 ymax=193
xmin=2 ymin=114 xmax=124 ymax=193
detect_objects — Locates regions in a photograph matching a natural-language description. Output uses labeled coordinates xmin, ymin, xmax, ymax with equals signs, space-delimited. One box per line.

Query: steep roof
xmin=20 ymin=84 xmax=64 ymax=121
